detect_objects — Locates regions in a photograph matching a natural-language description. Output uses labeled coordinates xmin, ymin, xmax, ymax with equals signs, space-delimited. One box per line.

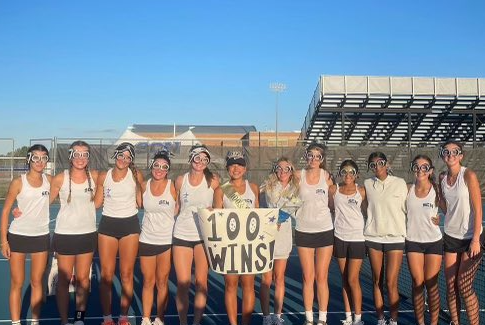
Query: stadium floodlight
xmin=269 ymin=82 xmax=287 ymax=157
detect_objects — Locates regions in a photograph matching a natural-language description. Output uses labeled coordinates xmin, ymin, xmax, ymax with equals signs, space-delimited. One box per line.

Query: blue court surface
xmin=0 ymin=206 xmax=484 ymax=325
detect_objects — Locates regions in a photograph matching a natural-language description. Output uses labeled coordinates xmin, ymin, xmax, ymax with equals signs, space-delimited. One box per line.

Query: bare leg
xmin=173 ymin=245 xmax=194 ymax=325
xmin=368 ymin=248 xmax=385 ymax=319
xmin=57 ymin=254 xmax=76 ymax=324
xmin=140 ymin=255 xmax=157 ymax=318
xmin=9 ymin=252 xmax=26 ymax=322
xmin=385 ymin=250 xmax=403 ymax=321
xmin=118 ymin=234 xmax=139 ymax=315
xmin=260 ymin=271 xmax=272 ymax=316
xmin=424 ymin=253 xmax=442 ymax=325
xmin=273 ymin=259 xmax=288 ymax=316
xmin=240 ymin=274 xmax=255 ymax=325
xmin=30 ymin=251 xmax=48 ymax=320
xmin=457 ymin=250 xmax=482 ymax=325
xmin=98 ymin=234 xmax=119 ymax=316
xmin=444 ymin=252 xmax=461 ymax=325
xmin=297 ymin=247 xmax=315 ymax=312
xmin=224 ymin=275 xmax=239 ymax=325
xmin=407 ymin=252 xmax=425 ymax=325
xmin=193 ymin=244 xmax=208 ymax=324
xmin=155 ymin=249 xmax=171 ymax=321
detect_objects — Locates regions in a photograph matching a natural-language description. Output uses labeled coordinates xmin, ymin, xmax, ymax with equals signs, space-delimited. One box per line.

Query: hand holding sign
xmin=198 ymin=208 xmax=278 ymax=275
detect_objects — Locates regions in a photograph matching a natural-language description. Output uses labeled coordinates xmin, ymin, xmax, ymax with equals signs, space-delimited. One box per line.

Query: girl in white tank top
xmin=406 ymin=155 xmax=442 ymax=325
xmin=139 ymin=151 xmax=177 ymax=325
xmin=49 ymin=141 xmax=99 ymax=325
xmin=328 ymin=160 xmax=366 ymax=325
xmin=439 ymin=141 xmax=483 ymax=325
xmin=94 ymin=142 xmax=144 ymax=325
xmin=1 ymin=144 xmax=51 ymax=325
xmin=172 ymin=145 xmax=219 ymax=325
xmin=213 ymin=150 xmax=259 ymax=325
xmin=259 ymin=157 xmax=301 ymax=324
xmin=294 ymin=143 xmax=334 ymax=325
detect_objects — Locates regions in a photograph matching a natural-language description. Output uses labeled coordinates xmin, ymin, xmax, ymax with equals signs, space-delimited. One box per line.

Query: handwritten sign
xmin=198 ymin=208 xmax=278 ymax=275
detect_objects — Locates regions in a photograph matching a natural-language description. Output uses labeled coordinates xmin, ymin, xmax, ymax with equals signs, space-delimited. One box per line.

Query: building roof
xmin=130 ymin=124 xmax=257 ymax=135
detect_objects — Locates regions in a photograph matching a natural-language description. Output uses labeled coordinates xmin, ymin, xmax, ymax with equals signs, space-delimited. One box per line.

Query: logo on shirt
xmin=423 ymin=202 xmax=434 ymax=208
xmin=41 ymin=190 xmax=49 ymax=197
xmin=84 ymin=188 xmax=93 ymax=193
xmin=159 ymin=199 xmax=170 ymax=206
xmin=347 ymin=198 xmax=358 ymax=205
xmin=316 ymin=188 xmax=326 ymax=195
xmin=182 ymin=192 xmax=189 ymax=203
xmin=104 ymin=188 xmax=112 ymax=198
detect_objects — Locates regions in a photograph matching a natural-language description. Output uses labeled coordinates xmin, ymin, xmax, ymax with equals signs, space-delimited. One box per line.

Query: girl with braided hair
xmin=50 ymin=140 xmax=99 ymax=325
xmin=94 ymin=142 xmax=144 ymax=325
xmin=1 ymin=144 xmax=51 ymax=325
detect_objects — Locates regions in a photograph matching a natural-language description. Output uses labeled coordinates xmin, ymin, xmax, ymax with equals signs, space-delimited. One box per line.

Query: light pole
xmin=269 ymin=82 xmax=286 ymax=157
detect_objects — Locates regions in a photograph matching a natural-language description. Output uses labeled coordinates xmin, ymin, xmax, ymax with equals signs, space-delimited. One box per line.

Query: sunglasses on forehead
xmin=440 ymin=148 xmax=462 ymax=158
xmin=368 ymin=159 xmax=387 ymax=170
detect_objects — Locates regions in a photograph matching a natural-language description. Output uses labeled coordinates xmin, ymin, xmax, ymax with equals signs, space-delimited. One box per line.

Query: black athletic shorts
xmin=405 ymin=238 xmax=443 ymax=255
xmin=138 ymin=242 xmax=171 ymax=256
xmin=8 ymin=232 xmax=50 ymax=253
xmin=444 ymin=232 xmax=485 ymax=253
xmin=172 ymin=237 xmax=204 ymax=248
xmin=52 ymin=232 xmax=97 ymax=255
xmin=333 ymin=236 xmax=365 ymax=259
xmin=295 ymin=229 xmax=334 ymax=248
xmin=366 ymin=240 xmax=405 ymax=252
xmin=98 ymin=215 xmax=140 ymax=239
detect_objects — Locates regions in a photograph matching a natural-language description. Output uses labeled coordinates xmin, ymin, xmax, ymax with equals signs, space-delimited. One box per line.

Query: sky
xmin=1 ymin=0 xmax=485 ymax=152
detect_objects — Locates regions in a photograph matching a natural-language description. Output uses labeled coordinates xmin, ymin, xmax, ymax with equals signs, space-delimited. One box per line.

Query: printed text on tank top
xmin=338 ymin=184 xmax=359 ymax=204
xmin=304 ymin=169 xmax=328 ymax=196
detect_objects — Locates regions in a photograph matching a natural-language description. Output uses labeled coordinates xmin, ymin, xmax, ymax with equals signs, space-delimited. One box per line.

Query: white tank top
xmin=333 ymin=185 xmax=365 ymax=242
xmin=102 ymin=168 xmax=138 ymax=218
xmin=9 ymin=173 xmax=50 ymax=236
xmin=223 ymin=180 xmax=256 ymax=208
xmin=441 ymin=166 xmax=482 ymax=239
xmin=140 ymin=179 xmax=176 ymax=245
xmin=406 ymin=185 xmax=442 ymax=243
xmin=55 ymin=170 xmax=96 ymax=235
xmin=173 ymin=173 xmax=214 ymax=241
xmin=295 ymin=169 xmax=333 ymax=233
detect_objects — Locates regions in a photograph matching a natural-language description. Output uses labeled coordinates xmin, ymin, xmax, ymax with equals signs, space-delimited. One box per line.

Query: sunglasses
xmin=305 ymin=153 xmax=323 ymax=161
xmin=152 ymin=162 xmax=170 ymax=171
xmin=440 ymin=148 xmax=462 ymax=158
xmin=339 ymin=168 xmax=357 ymax=177
xmin=29 ymin=154 xmax=49 ymax=163
xmin=368 ymin=159 xmax=387 ymax=170
xmin=411 ymin=163 xmax=432 ymax=173
xmin=192 ymin=155 xmax=210 ymax=165
xmin=115 ymin=153 xmax=133 ymax=162
xmin=70 ymin=150 xmax=90 ymax=160
xmin=275 ymin=165 xmax=293 ymax=173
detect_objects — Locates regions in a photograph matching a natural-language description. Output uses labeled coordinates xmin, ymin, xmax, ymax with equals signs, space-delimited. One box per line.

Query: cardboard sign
xmin=198 ymin=208 xmax=278 ymax=275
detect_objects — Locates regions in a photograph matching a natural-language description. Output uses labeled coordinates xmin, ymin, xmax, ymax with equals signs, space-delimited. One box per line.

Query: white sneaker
xmin=262 ymin=316 xmax=275 ymax=325
xmin=140 ymin=318 xmax=151 ymax=325
xmin=152 ymin=318 xmax=164 ymax=325
xmin=272 ymin=315 xmax=285 ymax=324
xmin=387 ymin=319 xmax=397 ymax=325
xmin=341 ymin=320 xmax=353 ymax=325
xmin=74 ymin=321 xmax=84 ymax=325
xmin=376 ymin=319 xmax=386 ymax=325
xmin=352 ymin=321 xmax=364 ymax=325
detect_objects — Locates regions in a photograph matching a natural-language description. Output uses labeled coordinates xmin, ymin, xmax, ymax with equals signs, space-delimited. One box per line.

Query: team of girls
xmin=2 ymin=141 xmax=483 ymax=325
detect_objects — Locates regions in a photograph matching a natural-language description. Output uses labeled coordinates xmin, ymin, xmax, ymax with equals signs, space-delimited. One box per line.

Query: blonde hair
xmin=261 ymin=157 xmax=299 ymax=195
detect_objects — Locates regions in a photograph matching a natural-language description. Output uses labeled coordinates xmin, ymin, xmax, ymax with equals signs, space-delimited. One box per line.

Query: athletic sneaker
xmin=341 ymin=320 xmax=353 ymax=325
xmin=316 ymin=321 xmax=327 ymax=325
xmin=302 ymin=320 xmax=313 ymax=325
xmin=101 ymin=320 xmax=116 ymax=325
xmin=140 ymin=318 xmax=151 ymax=325
xmin=152 ymin=318 xmax=164 ymax=325
xmin=387 ymin=319 xmax=397 ymax=325
xmin=73 ymin=321 xmax=84 ymax=325
xmin=273 ymin=315 xmax=285 ymax=325
xmin=352 ymin=321 xmax=364 ymax=325
xmin=262 ymin=316 xmax=275 ymax=325
xmin=376 ymin=319 xmax=386 ymax=325
xmin=118 ymin=319 xmax=131 ymax=325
